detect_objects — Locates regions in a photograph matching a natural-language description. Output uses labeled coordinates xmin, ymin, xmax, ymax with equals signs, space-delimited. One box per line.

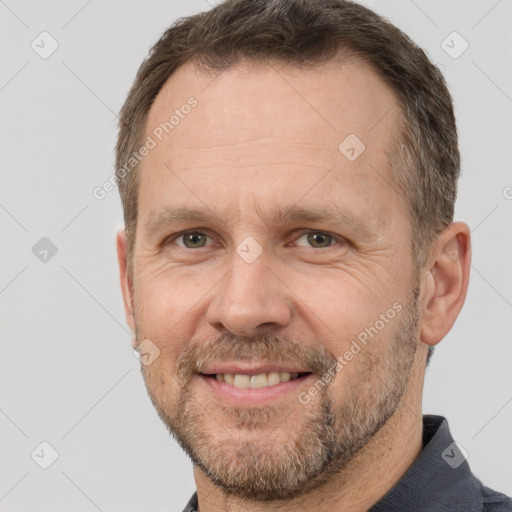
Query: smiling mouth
xmin=201 ymin=372 xmax=312 ymax=389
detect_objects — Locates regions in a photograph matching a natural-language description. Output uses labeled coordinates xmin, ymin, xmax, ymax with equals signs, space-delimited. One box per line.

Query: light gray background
xmin=1 ymin=0 xmax=511 ymax=510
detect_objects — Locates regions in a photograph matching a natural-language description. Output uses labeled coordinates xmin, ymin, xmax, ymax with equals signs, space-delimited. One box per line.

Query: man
xmin=114 ymin=0 xmax=512 ymax=510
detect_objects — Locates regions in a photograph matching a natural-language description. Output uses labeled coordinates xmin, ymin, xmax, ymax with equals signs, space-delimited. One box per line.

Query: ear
xmin=419 ymin=221 xmax=471 ymax=346
xmin=116 ymin=229 xmax=136 ymax=337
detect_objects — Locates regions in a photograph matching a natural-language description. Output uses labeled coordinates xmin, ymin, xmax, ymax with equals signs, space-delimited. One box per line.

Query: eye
xmin=172 ymin=231 xmax=213 ymax=249
xmin=164 ymin=230 xmax=344 ymax=251
xmin=294 ymin=231 xmax=340 ymax=249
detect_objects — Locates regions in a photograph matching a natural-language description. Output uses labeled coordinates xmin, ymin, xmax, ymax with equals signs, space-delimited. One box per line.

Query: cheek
xmin=288 ymin=268 xmax=407 ymax=387
xmin=135 ymin=265 xmax=212 ymax=328
xmin=133 ymin=278 xmax=182 ymax=365
xmin=289 ymin=269 xmax=389 ymax=338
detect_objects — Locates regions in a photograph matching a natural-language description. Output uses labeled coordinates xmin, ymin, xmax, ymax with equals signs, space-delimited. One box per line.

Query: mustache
xmin=175 ymin=332 xmax=338 ymax=383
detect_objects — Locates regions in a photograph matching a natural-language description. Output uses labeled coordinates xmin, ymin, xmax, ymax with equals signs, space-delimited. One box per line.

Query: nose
xmin=206 ymin=252 xmax=292 ymax=336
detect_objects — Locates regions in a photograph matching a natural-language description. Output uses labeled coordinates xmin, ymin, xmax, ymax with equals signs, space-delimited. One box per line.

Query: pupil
xmin=308 ymin=233 xmax=331 ymax=247
xmin=186 ymin=233 xmax=205 ymax=247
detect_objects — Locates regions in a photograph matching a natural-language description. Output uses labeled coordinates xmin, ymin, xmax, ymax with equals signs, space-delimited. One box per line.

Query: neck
xmin=193 ymin=357 xmax=425 ymax=512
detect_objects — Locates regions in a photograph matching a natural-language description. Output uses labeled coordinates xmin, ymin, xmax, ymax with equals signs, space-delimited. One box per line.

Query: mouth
xmin=196 ymin=364 xmax=316 ymax=407
xmin=194 ymin=358 xmax=319 ymax=407
xmin=201 ymin=371 xmax=312 ymax=389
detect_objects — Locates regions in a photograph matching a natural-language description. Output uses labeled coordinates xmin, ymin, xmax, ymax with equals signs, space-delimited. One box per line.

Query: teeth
xmin=267 ymin=372 xmax=280 ymax=386
xmin=233 ymin=374 xmax=250 ymax=389
xmin=249 ymin=374 xmax=267 ymax=388
xmin=214 ymin=371 xmax=303 ymax=388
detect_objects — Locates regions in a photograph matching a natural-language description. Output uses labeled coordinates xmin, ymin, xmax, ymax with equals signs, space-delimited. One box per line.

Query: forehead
xmin=138 ymin=57 xmax=405 ymax=231
xmin=146 ymin=56 xmax=400 ymax=149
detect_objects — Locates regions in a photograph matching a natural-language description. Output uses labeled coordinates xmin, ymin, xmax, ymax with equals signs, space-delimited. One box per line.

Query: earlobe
xmin=116 ymin=229 xmax=136 ymax=334
xmin=419 ymin=222 xmax=471 ymax=347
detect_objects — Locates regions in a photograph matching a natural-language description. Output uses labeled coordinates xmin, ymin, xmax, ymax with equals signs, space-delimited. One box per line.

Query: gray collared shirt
xmin=181 ymin=415 xmax=512 ymax=511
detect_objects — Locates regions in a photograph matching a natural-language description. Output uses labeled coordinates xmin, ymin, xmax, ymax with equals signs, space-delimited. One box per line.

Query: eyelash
xmin=163 ymin=230 xmax=346 ymax=249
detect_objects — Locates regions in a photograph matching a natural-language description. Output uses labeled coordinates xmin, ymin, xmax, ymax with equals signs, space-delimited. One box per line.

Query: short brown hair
xmin=116 ymin=0 xmax=459 ymax=292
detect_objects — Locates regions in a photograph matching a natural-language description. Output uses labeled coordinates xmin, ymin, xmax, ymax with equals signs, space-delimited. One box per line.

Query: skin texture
xmin=117 ymin=57 xmax=471 ymax=511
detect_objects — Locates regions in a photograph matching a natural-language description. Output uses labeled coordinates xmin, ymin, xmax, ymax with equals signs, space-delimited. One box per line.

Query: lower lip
xmin=198 ymin=374 xmax=315 ymax=406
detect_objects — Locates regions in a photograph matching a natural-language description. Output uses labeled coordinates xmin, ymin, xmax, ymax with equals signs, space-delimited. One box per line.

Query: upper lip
xmin=200 ymin=362 xmax=311 ymax=376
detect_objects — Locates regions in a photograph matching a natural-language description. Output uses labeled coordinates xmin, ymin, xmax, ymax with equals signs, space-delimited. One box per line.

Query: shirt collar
xmin=369 ymin=415 xmax=482 ymax=512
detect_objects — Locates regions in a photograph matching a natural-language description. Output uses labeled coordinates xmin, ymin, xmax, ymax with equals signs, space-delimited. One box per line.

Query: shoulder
xmin=481 ymin=484 xmax=512 ymax=511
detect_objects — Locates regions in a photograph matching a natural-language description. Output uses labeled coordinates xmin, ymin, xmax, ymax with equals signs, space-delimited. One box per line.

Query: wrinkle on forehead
xmin=160 ymin=137 xmax=342 ymax=172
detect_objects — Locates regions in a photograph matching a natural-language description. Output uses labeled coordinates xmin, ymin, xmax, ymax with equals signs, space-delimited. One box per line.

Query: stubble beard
xmin=137 ymin=286 xmax=420 ymax=502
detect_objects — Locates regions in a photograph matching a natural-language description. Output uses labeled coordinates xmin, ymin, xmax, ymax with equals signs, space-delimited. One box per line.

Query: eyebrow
xmin=144 ymin=204 xmax=377 ymax=240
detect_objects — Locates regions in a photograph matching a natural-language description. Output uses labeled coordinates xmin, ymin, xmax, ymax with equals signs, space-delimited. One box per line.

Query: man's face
xmin=125 ymin=58 xmax=422 ymax=500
